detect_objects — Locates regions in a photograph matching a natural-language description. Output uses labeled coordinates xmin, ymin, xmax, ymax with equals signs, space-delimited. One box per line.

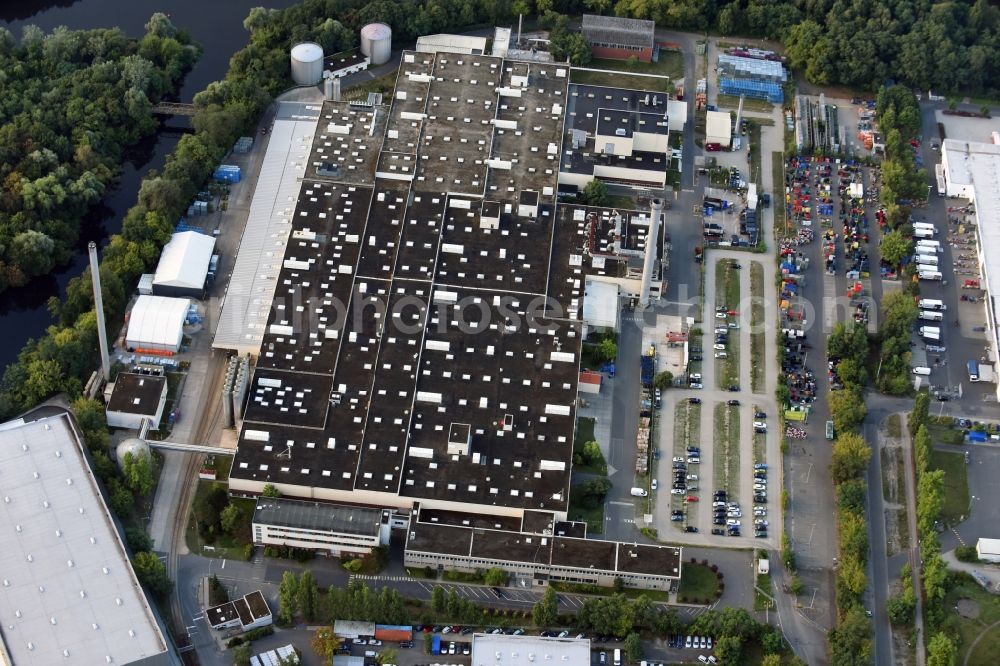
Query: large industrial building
xmin=213 ymin=51 xmax=679 ymax=589
xmin=940 ymin=138 xmax=1000 ymax=398
xmin=472 ymin=633 xmax=592 ymax=665
xmin=0 ymin=409 xmax=174 ymax=665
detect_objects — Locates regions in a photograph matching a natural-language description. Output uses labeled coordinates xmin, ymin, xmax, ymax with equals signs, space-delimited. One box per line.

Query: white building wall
xmin=252 ymin=522 xmax=381 ymax=556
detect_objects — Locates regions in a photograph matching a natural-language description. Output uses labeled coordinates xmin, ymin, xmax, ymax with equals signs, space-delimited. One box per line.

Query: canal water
xmin=0 ymin=0 xmax=298 ymax=371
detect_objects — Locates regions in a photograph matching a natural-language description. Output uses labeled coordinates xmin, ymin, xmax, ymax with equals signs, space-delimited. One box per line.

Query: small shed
xmin=579 ymin=371 xmax=603 ymax=395
xmin=977 ymin=538 xmax=1000 ymax=563
xmin=706 ymin=110 xmax=732 ymax=147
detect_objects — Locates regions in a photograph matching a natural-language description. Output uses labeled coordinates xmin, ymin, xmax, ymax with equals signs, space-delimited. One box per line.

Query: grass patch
xmin=713 ymin=403 xmax=740 ymax=496
xmin=941 ymin=572 xmax=1000 ymax=665
xmin=570 ymin=68 xmax=672 ymax=93
xmin=754 ymin=572 xmax=774 ymax=610
xmin=930 ymin=449 xmax=970 ymax=526
xmin=750 ymin=262 xmax=765 ymax=393
xmin=715 ymin=259 xmax=741 ymax=389
xmin=673 ymin=401 xmax=700 ymax=517
xmin=753 ymin=430 xmax=766 ymax=467
xmin=405 ymin=567 xmax=436 ymax=580
xmin=748 ymin=121 xmax=762 ymax=184
xmin=718 ymin=94 xmax=774 ymax=113
xmin=678 ymin=562 xmax=722 ymax=603
xmin=344 ymin=69 xmax=399 ymax=102
xmin=606 ymin=194 xmax=636 ymax=210
xmin=929 ymin=422 xmax=965 ymax=446
xmin=772 ymin=152 xmax=787 ymax=237
xmin=887 ymin=414 xmax=902 ymax=438
xmin=573 ymin=416 xmax=608 ymax=475
xmin=587 ymin=52 xmax=683 ymax=79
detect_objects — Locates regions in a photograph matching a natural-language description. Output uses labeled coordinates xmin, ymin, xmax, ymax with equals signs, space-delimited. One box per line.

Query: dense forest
xmin=529 ymin=0 xmax=1000 ymax=95
xmin=0 ymin=15 xmax=199 ymax=293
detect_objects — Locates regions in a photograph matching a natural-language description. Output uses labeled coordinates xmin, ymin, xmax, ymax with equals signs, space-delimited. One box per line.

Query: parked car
xmin=706 ymin=143 xmax=721 ymax=151
xmin=651 ymin=478 xmax=658 ymax=491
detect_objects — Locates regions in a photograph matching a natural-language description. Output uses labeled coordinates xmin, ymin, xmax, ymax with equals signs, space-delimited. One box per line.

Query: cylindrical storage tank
xmin=361 ymin=23 xmax=392 ymax=66
xmin=290 ymin=42 xmax=324 ymax=85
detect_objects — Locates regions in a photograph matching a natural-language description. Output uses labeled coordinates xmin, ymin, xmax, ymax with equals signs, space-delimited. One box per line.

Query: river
xmin=0 ymin=0 xmax=299 ymax=372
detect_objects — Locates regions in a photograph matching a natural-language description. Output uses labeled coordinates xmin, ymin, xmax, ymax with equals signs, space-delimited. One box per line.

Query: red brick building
xmin=581 ymin=14 xmax=655 ymax=63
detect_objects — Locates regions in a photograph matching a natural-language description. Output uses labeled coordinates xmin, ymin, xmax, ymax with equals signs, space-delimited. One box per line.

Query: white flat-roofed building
xmin=252 ymin=498 xmax=389 ymax=557
xmin=706 ymin=110 xmax=732 ymax=147
xmin=415 ymin=34 xmax=488 ymax=55
xmin=0 ymin=410 xmax=173 ymax=665
xmin=125 ymin=295 xmax=190 ymax=354
xmin=977 ymin=537 xmax=1000 ymax=563
xmin=471 ymin=633 xmax=591 ymax=665
xmin=582 ymin=277 xmax=620 ymax=332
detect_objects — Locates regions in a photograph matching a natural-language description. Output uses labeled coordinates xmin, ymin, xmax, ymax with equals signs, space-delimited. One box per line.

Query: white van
xmin=916 ymin=240 xmax=943 ymax=252
xmin=915 ymin=246 xmax=938 ymax=258
xmin=914 ymin=227 xmax=936 ymax=239
xmin=630 ymin=487 xmax=648 ymax=497
xmin=919 ymin=299 xmax=946 ymax=311
xmin=918 ymin=269 xmax=943 ymax=280
xmin=912 ymin=366 xmax=932 ymax=375
xmin=613 ymin=649 xmax=622 ymax=666
xmin=920 ymin=310 xmax=944 ymax=321
xmin=916 ymin=255 xmax=939 ymax=267
xmin=919 ymin=326 xmax=941 ymax=340
xmin=913 ymin=221 xmax=936 ymax=230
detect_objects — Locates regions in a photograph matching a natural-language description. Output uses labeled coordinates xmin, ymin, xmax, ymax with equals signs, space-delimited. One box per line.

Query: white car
xmin=715 ymin=351 xmax=728 ymax=358
xmin=727 ymin=511 xmax=741 ymax=518
xmin=673 ymin=456 xmax=685 ymax=463
xmin=726 ymin=519 xmax=741 ymax=526
xmin=753 ymin=421 xmax=767 ymax=429
xmin=755 ymin=519 xmax=769 ymax=527
xmin=754 ymin=508 xmax=767 ymax=516
xmin=707 ymin=637 xmax=713 ymax=650
xmin=715 ymin=312 xmax=727 ymax=318
xmin=713 ymin=343 xmax=726 ymax=350
xmin=672 ymin=488 xmax=685 ymax=494
xmin=712 ymin=501 xmax=726 ymax=507
xmin=753 ymin=483 xmax=767 ymax=491
xmin=687 ymin=474 xmax=699 ymax=481
xmin=700 ymin=636 xmax=708 ymax=649
xmin=699 ymin=657 xmax=708 ymax=664
xmin=690 ymin=373 xmax=702 ymax=381
xmin=690 ymin=382 xmax=703 ymax=389
xmin=685 ymin=635 xmax=692 ymax=648
xmin=651 ymin=479 xmax=658 ymax=491
xmin=687 ymin=457 xmax=701 ymax=464
xmin=728 ymin=322 xmax=740 ymax=329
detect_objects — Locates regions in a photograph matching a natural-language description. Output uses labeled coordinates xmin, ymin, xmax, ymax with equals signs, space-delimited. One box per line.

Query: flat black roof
xmin=106 ymin=372 xmax=166 ymax=416
xmin=230 ymin=52 xmax=581 ymax=514
xmin=253 ymin=497 xmax=382 ymax=536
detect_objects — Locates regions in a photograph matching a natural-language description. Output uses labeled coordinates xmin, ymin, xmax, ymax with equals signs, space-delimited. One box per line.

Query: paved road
xmin=864 ymin=407 xmax=899 ymax=666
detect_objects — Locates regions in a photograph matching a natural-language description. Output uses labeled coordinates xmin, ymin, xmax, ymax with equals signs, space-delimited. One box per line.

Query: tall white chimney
xmin=88 ymin=241 xmax=111 ymax=382
xmin=639 ymin=199 xmax=663 ymax=307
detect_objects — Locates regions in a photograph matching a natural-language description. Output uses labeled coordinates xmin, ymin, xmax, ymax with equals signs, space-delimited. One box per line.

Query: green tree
xmin=827 ymin=607 xmax=872 ymax=665
xmin=955 ymin=545 xmax=979 ymax=562
xmin=829 ymin=388 xmax=867 ymax=435
xmin=108 ymin=477 xmax=134 ymax=517
xmin=311 ymin=626 xmax=341 ymax=660
xmin=122 ymin=451 xmax=155 ymax=496
xmin=653 ymin=371 xmax=674 ymax=390
xmin=484 ymin=568 xmax=508 ymax=586
xmin=830 ymin=432 xmax=872 ymax=484
xmin=624 ymin=632 xmax=643 ymax=661
xmin=598 ymin=338 xmax=618 ymax=363
xmin=580 ymin=179 xmax=610 ymax=206
xmin=262 ymin=483 xmax=282 ymax=498
xmin=887 ymin=590 xmax=915 ymax=626
xmin=298 ymin=571 xmax=318 ymax=622
xmin=278 ymin=571 xmax=299 ymax=625
xmin=376 ymin=648 xmax=399 ymax=665
xmin=879 ymin=230 xmax=913 ymax=268
xmin=715 ymin=635 xmax=743 ymax=663
xmin=125 ymin=526 xmax=153 ymax=553
xmin=532 ymin=586 xmax=558 ymax=627
xmin=132 ymin=551 xmax=170 ymax=598
xmin=232 ymin=643 xmax=252 ymax=666
xmin=431 ymin=585 xmax=446 ymax=613
xmin=762 ymin=655 xmax=782 ymax=666
xmin=220 ymin=503 xmax=241 ymax=535
xmin=581 ymin=440 xmax=604 ymax=467
xmin=927 ymin=632 xmax=957 ymax=666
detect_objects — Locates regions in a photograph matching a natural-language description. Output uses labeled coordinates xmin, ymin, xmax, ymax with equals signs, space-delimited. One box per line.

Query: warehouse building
xmin=941 ymin=138 xmax=1000 ymax=397
xmin=152 ymin=230 xmax=216 ymax=299
xmin=216 ymin=51 xmax=678 ymax=590
xmin=0 ymin=409 xmax=175 ymax=665
xmin=105 ymin=371 xmax=169 ymax=430
xmin=415 ymin=33 xmax=488 ymax=55
xmin=125 ymin=295 xmax=190 ymax=354
xmin=581 ymin=14 xmax=655 ymax=62
xmin=251 ymin=498 xmax=389 ymax=557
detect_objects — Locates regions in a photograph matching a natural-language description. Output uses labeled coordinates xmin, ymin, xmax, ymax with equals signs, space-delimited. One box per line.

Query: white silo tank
xmin=290 ymin=42 xmax=324 ymax=85
xmin=361 ymin=23 xmax=392 ymax=66
xmin=116 ymin=437 xmax=151 ymax=469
